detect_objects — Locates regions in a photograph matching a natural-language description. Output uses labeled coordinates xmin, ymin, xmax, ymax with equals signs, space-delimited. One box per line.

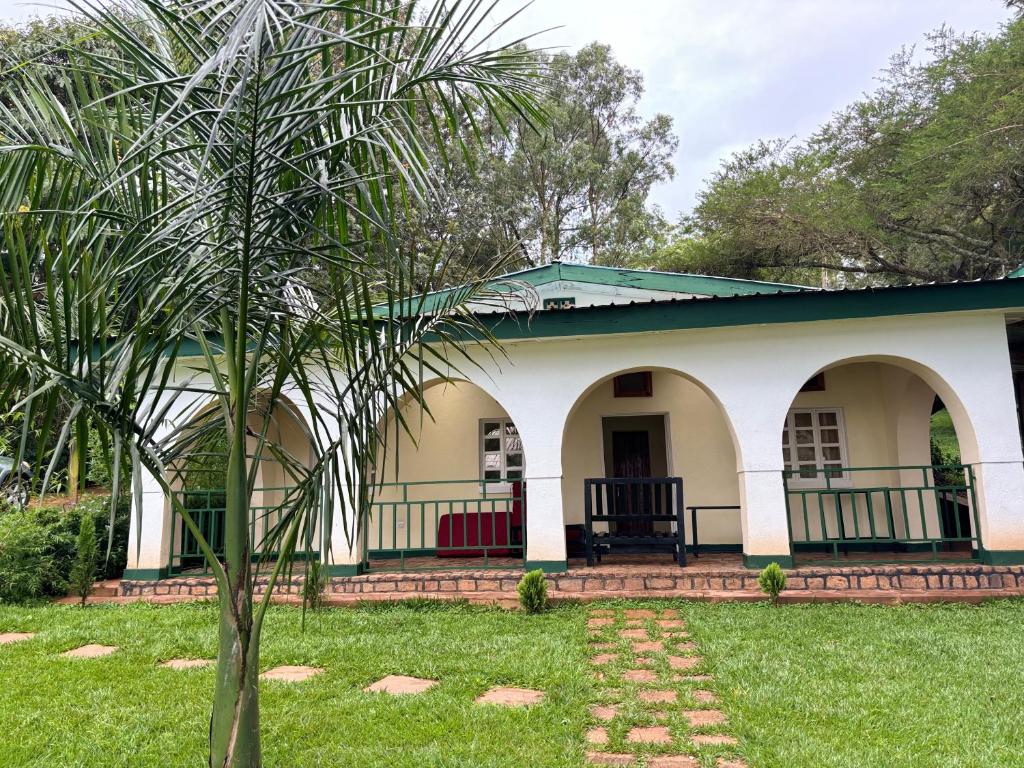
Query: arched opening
xmin=166 ymin=392 xmax=317 ymax=574
xmin=783 ymin=358 xmax=982 ymax=564
xmin=561 ymin=367 xmax=743 ymax=567
xmin=365 ymin=379 xmax=526 ymax=571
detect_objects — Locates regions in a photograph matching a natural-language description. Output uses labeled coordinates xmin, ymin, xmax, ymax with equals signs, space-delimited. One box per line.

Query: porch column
xmin=517 ymin=417 xmax=567 ymax=573
xmin=124 ymin=465 xmax=173 ymax=579
xmin=325 ymin=488 xmax=365 ymax=575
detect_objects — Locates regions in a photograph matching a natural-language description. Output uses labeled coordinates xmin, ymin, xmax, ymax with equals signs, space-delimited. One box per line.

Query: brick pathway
xmin=585 ymin=606 xmax=746 ymax=768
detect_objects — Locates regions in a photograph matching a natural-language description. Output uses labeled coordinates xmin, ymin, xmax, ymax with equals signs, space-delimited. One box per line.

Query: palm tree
xmin=0 ymin=1 xmax=543 ymax=765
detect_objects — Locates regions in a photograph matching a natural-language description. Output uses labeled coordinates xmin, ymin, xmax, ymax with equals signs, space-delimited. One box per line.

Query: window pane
xmin=799 ymin=465 xmax=818 ymax=479
xmin=794 ymin=412 xmax=813 ymax=427
xmin=506 ymin=453 xmax=523 ymax=468
xmin=484 ymin=437 xmax=500 ymax=452
xmin=795 ymin=429 xmax=814 ymax=445
xmin=820 ymin=429 xmax=839 ymax=444
xmin=822 ymin=446 xmax=841 ymax=461
xmin=505 ymin=434 xmax=522 ymax=453
xmin=818 ymin=411 xmax=838 ymax=427
xmin=797 ymin=446 xmax=816 ymax=462
xmin=483 ymin=422 xmax=501 ymax=435
xmin=506 ymin=470 xmax=523 ymax=480
xmin=484 ymin=453 xmax=501 ymax=470
xmin=484 ymin=469 xmax=501 ymax=481
xmin=782 ymin=447 xmax=791 ymax=463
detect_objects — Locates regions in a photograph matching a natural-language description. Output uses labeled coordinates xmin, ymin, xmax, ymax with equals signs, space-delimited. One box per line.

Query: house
xmin=122 ymin=262 xmax=1024 ymax=586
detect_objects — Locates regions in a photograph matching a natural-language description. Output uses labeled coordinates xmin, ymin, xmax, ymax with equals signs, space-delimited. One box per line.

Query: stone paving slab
xmin=668 ymin=656 xmax=701 ymax=670
xmin=649 ymin=757 xmax=699 ymax=768
xmin=622 ymin=669 xmax=657 ymax=683
xmin=683 ymin=709 xmax=727 ymax=727
xmin=475 ymin=686 xmax=545 ymax=706
xmin=632 ymin=640 xmax=664 ymax=653
xmin=624 ymin=609 xmax=657 ymax=619
xmin=692 ymin=689 xmax=719 ymax=704
xmin=0 ymin=632 xmax=35 ymax=644
xmin=626 ymin=726 xmax=672 ymax=744
xmin=261 ymin=665 xmax=323 ymax=682
xmin=159 ymin=658 xmax=213 ymax=670
xmin=590 ymin=704 xmax=619 ymax=721
xmin=638 ymin=689 xmax=677 ymax=704
xmin=586 ymin=752 xmax=635 ymax=766
xmin=716 ymin=759 xmax=748 ymax=768
xmin=591 ymin=653 xmax=618 ymax=665
xmin=586 ymin=727 xmax=609 ymax=744
xmin=619 ymin=629 xmax=648 ymax=639
xmin=62 ymin=644 xmax=117 ymax=658
xmin=363 ymin=674 xmax=437 ymax=695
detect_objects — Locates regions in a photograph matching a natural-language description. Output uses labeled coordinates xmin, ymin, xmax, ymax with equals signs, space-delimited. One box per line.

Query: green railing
xmin=168 ymin=487 xmax=321 ymax=575
xmin=363 ymin=478 xmax=525 ymax=571
xmin=784 ymin=465 xmax=981 ymax=563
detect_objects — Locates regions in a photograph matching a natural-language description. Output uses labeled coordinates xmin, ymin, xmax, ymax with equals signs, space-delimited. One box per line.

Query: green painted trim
xmin=1009 ymin=265 xmax=1024 ymax=279
xmin=690 ymin=543 xmax=742 ymax=554
xmin=980 ymin=549 xmax=1024 ymax=565
xmin=326 ymin=563 xmax=364 ymax=576
xmin=473 ymin=278 xmax=1024 ymax=341
xmin=742 ymin=554 xmax=795 ymax=570
xmin=367 ymin=548 xmax=437 ymax=560
xmin=122 ymin=567 xmax=168 ymax=581
xmin=525 ymin=559 xmax=568 ymax=574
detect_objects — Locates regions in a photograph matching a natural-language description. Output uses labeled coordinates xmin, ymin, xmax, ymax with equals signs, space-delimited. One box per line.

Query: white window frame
xmin=782 ymin=407 xmax=851 ymax=488
xmin=479 ymin=418 xmax=524 ymax=490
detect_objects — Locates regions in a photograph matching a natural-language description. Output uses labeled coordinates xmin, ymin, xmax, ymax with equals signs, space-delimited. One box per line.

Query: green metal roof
xmin=1009 ymin=265 xmax=1024 ymax=278
xmin=379 ymin=261 xmax=810 ymax=317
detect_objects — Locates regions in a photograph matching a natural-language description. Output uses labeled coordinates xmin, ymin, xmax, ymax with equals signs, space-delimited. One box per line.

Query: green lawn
xmin=1 ymin=599 xmax=1023 ymax=767
xmin=930 ymin=408 xmax=961 ymax=461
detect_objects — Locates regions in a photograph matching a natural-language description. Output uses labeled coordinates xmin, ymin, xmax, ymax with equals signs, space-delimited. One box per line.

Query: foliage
xmin=301 ymin=559 xmax=328 ymax=615
xmin=69 ymin=508 xmax=98 ymax=606
xmin=400 ymin=42 xmax=677 ymax=271
xmin=516 ymin=568 xmax=548 ymax=613
xmin=757 ymin=562 xmax=787 ymax=604
xmin=0 ymin=505 xmax=61 ymax=602
xmin=930 ymin=407 xmax=963 ymax=487
xmin=675 ymin=19 xmax=1024 ymax=285
xmin=0 ymin=2 xmax=543 ymax=764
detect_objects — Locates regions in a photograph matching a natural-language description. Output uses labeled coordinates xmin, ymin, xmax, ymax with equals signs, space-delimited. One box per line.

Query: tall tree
xmin=673 ymin=19 xmax=1024 ymax=285
xmin=0 ymin=2 xmax=542 ymax=766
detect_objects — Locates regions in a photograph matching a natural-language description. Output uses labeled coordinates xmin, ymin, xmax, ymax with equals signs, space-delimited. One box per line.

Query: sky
xmin=0 ymin=0 xmax=1014 ymax=218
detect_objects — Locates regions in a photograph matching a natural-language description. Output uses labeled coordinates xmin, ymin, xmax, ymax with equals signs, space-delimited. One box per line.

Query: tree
xmin=70 ymin=510 xmax=97 ymax=606
xmin=399 ymin=42 xmax=676 ymax=272
xmin=677 ymin=20 xmax=1024 ymax=285
xmin=0 ymin=1 xmax=542 ymax=765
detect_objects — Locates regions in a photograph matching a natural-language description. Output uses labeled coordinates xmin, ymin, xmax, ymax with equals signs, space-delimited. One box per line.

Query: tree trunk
xmin=209 ymin=586 xmax=261 ymax=767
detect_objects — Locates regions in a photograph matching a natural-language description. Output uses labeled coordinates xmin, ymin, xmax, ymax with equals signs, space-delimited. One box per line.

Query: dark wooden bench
xmin=583 ymin=477 xmax=686 ymax=568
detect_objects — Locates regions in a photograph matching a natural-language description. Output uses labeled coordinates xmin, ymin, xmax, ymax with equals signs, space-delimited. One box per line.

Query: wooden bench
xmin=583 ymin=477 xmax=686 ymax=568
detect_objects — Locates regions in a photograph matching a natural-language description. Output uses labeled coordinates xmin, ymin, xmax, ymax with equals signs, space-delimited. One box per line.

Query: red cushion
xmin=437 ymin=510 xmax=515 ymax=557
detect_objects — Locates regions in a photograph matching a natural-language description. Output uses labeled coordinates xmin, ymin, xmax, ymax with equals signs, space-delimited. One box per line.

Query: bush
xmin=757 ymin=562 xmax=787 ymax=604
xmin=69 ymin=511 xmax=98 ymax=606
xmin=302 ymin=559 xmax=327 ymax=612
xmin=517 ymin=569 xmax=548 ymax=613
xmin=0 ymin=507 xmax=61 ymax=603
xmin=44 ymin=495 xmax=130 ymax=582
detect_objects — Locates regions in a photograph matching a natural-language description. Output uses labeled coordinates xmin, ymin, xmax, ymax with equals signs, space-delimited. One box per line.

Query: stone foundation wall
xmin=120 ymin=563 xmax=1024 ymax=598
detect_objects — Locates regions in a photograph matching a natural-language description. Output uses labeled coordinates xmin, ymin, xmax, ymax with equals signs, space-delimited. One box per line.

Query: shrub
xmin=44 ymin=495 xmax=130 ymax=582
xmin=757 ymin=562 xmax=787 ymax=604
xmin=0 ymin=507 xmax=61 ymax=603
xmin=69 ymin=511 xmax=98 ymax=606
xmin=517 ymin=569 xmax=548 ymax=613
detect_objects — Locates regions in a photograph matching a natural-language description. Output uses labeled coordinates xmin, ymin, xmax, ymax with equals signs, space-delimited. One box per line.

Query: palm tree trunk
xmin=209 ymin=412 xmax=261 ymax=767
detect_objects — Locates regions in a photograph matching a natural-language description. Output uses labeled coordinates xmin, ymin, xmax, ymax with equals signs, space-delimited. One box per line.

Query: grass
xmin=1 ymin=599 xmax=1024 ymax=766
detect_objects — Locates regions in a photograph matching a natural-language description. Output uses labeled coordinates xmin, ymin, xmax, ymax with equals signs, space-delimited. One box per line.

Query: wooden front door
xmin=611 ymin=430 xmax=653 ymax=535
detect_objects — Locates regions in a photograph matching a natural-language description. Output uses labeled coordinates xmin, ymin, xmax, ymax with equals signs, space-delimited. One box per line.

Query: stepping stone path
xmin=364 ymin=674 xmax=438 ymax=695
xmin=260 ymin=665 xmax=323 ymax=682
xmin=160 ymin=658 xmax=213 ymax=670
xmin=62 ymin=644 xmax=118 ymax=659
xmin=584 ymin=607 xmax=747 ymax=768
xmin=0 ymin=633 xmax=34 ymax=644
xmin=475 ymin=686 xmax=545 ymax=706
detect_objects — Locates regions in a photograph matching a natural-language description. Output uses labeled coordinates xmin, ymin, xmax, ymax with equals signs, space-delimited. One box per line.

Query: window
xmin=480 ymin=419 xmax=523 ymax=483
xmin=613 ymin=371 xmax=653 ymax=398
xmin=799 ymin=372 xmax=826 ymax=392
xmin=782 ymin=408 xmax=849 ymax=486
xmin=543 ymin=296 xmax=576 ymax=310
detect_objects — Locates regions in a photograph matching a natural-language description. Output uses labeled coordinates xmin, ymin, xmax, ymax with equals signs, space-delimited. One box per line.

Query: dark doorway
xmin=602 ymin=415 xmax=669 ymax=536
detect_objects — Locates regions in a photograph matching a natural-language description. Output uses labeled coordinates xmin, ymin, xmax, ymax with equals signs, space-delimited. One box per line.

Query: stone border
xmin=119 ymin=563 xmax=1024 ymax=600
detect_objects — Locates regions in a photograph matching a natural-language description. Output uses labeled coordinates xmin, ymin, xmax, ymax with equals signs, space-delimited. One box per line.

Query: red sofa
xmin=436 ymin=484 xmax=524 ymax=557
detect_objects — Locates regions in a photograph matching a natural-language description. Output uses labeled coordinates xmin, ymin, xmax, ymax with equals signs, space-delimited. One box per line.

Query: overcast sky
xmin=0 ymin=0 xmax=1014 ymax=217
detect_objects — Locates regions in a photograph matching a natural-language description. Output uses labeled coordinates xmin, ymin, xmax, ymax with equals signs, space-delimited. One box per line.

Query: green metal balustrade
xmin=362 ymin=478 xmax=526 ymax=571
xmin=784 ymin=464 xmax=981 ymax=563
xmin=168 ymin=486 xmax=322 ymax=575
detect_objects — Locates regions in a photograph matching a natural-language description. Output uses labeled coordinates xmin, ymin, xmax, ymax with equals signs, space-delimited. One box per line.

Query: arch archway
xmin=781 ymin=356 xmax=981 ymax=562
xmin=560 ymin=366 xmax=744 ymax=564
xmin=366 ymin=377 xmax=527 ymax=570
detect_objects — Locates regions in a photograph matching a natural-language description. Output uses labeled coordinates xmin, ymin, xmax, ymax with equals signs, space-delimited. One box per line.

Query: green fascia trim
xmin=326 ymin=563 xmax=364 ymax=576
xmin=525 ymin=559 xmax=568 ymax=574
xmin=689 ymin=544 xmax=742 ymax=554
xmin=980 ymin=549 xmax=1024 ymax=565
xmin=742 ymin=554 xmax=795 ymax=570
xmin=1009 ymin=265 xmax=1024 ymax=279
xmin=473 ymin=278 xmax=1024 ymax=342
xmin=122 ymin=567 xmax=168 ymax=581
